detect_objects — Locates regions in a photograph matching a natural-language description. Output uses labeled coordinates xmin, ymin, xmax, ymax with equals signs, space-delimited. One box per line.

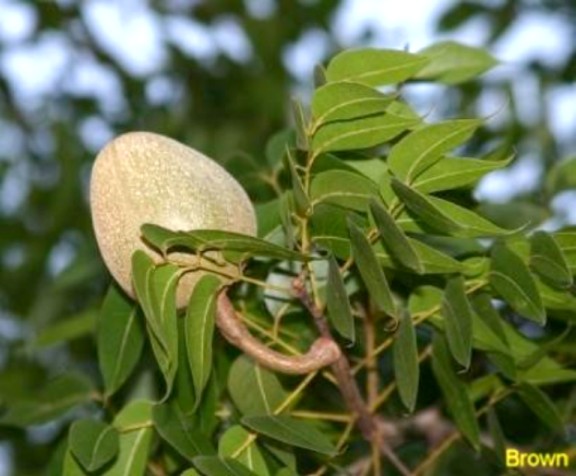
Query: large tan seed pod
xmin=90 ymin=131 xmax=257 ymax=308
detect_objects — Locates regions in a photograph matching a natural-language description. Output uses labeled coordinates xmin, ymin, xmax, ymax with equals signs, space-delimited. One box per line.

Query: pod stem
xmin=215 ymin=290 xmax=341 ymax=375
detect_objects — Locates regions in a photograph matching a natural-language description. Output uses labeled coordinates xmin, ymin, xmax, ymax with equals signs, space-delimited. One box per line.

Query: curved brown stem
xmin=215 ymin=291 xmax=341 ymax=374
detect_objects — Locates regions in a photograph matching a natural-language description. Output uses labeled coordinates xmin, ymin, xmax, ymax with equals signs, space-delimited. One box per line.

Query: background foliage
xmin=1 ymin=1 xmax=576 ymax=475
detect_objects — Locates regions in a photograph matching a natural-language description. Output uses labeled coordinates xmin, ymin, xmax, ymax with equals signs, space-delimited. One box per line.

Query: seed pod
xmin=90 ymin=131 xmax=257 ymax=308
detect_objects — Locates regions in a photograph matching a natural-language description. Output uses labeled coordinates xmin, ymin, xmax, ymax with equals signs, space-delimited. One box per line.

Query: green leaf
xmin=285 ymin=148 xmax=309 ymax=216
xmin=310 ymin=170 xmax=379 ymax=212
xmin=69 ymin=419 xmax=119 ymax=472
xmin=107 ymin=400 xmax=154 ymax=476
xmin=185 ymin=275 xmax=221 ymax=407
xmin=241 ymin=415 xmax=337 ymax=456
xmin=554 ymin=230 xmax=576 ymax=274
xmin=415 ymin=41 xmax=498 ymax=84
xmin=326 ymin=48 xmax=428 ymax=86
xmin=391 ymin=179 xmax=460 ymax=232
xmin=431 ymin=335 xmax=480 ymax=449
xmin=470 ymin=293 xmax=510 ymax=354
xmin=325 ymin=256 xmax=355 ymax=342
xmin=265 ymin=129 xmax=295 ymax=168
xmin=412 ymin=155 xmax=513 ymax=193
xmin=490 ymin=244 xmax=545 ymax=324
xmin=393 ymin=311 xmax=419 ymax=412
xmin=348 ymin=219 xmax=396 ymax=316
xmin=141 ymin=225 xmax=307 ymax=262
xmin=374 ymin=238 xmax=463 ymax=274
xmin=388 ymin=119 xmax=482 ymax=183
xmin=370 ymin=199 xmax=423 ymax=272
xmin=0 ymin=373 xmax=93 ymax=427
xmin=228 ymin=356 xmax=289 ymax=416
xmin=311 ymin=81 xmax=394 ymax=129
xmin=98 ymin=286 xmax=145 ymax=398
xmin=194 ymin=456 xmax=259 ymax=476
xmin=392 ymin=180 xmax=518 ymax=237
xmin=132 ymin=251 xmax=180 ymax=398
xmin=529 ymin=231 xmax=573 ymax=288
xmin=219 ymin=426 xmax=270 ymax=476
xmin=442 ymin=276 xmax=473 ymax=368
xmin=153 ymin=402 xmax=215 ymax=461
xmin=181 ymin=470 xmax=201 ymax=476
xmin=516 ymin=382 xmax=563 ymax=430
xmin=311 ymin=112 xmax=420 ymax=155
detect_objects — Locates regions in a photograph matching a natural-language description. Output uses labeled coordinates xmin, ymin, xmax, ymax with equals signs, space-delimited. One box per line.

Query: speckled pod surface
xmin=90 ymin=131 xmax=257 ymax=308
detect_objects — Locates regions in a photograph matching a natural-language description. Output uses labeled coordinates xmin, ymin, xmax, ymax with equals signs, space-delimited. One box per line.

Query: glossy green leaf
xmin=0 ymin=373 xmax=93 ymax=427
xmin=490 ymin=244 xmax=545 ymax=324
xmin=194 ymin=456 xmax=259 ymax=476
xmin=412 ymin=155 xmax=513 ymax=193
xmin=369 ymin=199 xmax=423 ymax=272
xmin=242 ymin=415 xmax=336 ymax=456
xmin=325 ymin=256 xmax=355 ymax=341
xmin=185 ymin=274 xmax=221 ymax=407
xmin=348 ymin=219 xmax=396 ymax=316
xmin=141 ymin=225 xmax=307 ymax=262
xmin=311 ymin=81 xmax=394 ymax=129
xmin=98 ymin=285 xmax=145 ymax=398
xmin=388 ymin=119 xmax=482 ymax=182
xmin=326 ymin=48 xmax=428 ymax=86
xmin=310 ymin=169 xmax=379 ymax=212
xmin=442 ymin=276 xmax=473 ymax=368
xmin=219 ymin=426 xmax=270 ymax=476
xmin=106 ymin=400 xmax=154 ymax=476
xmin=431 ymin=335 xmax=480 ymax=449
xmin=311 ymin=112 xmax=420 ymax=155
xmin=393 ymin=311 xmax=419 ymax=412
xmin=415 ymin=41 xmax=498 ymax=84
xmin=153 ymin=402 xmax=214 ymax=461
xmin=228 ymin=356 xmax=289 ymax=416
xmin=517 ymin=382 xmax=563 ymax=430
xmin=132 ymin=251 xmax=180 ymax=398
xmin=69 ymin=419 xmax=119 ymax=472
xmin=529 ymin=231 xmax=573 ymax=287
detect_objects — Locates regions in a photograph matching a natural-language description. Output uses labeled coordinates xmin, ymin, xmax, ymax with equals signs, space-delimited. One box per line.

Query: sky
xmin=0 ymin=0 xmax=575 ymax=472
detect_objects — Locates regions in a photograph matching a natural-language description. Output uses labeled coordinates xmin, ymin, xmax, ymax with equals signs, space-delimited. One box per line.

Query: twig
xmin=293 ymin=277 xmax=411 ymax=476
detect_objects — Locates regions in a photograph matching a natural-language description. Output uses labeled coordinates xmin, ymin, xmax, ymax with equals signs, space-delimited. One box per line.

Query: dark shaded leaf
xmin=69 ymin=419 xmax=119 ymax=472
xmin=370 ymin=199 xmax=423 ymax=272
xmin=431 ymin=335 xmax=480 ymax=449
xmin=348 ymin=219 xmax=396 ymax=316
xmin=153 ymin=402 xmax=215 ymax=461
xmin=393 ymin=311 xmax=419 ymax=411
xmin=219 ymin=426 xmax=270 ymax=476
xmin=490 ymin=244 xmax=545 ymax=324
xmin=185 ymin=275 xmax=221 ymax=407
xmin=98 ymin=285 xmax=145 ymax=398
xmin=141 ymin=225 xmax=307 ymax=262
xmin=442 ymin=276 xmax=473 ymax=368
xmin=228 ymin=356 xmax=289 ymax=416
xmin=242 ymin=416 xmax=336 ymax=456
xmin=516 ymin=382 xmax=563 ymax=430
xmin=194 ymin=456 xmax=259 ymax=476
xmin=325 ymin=256 xmax=355 ymax=341
xmin=529 ymin=231 xmax=573 ymax=288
